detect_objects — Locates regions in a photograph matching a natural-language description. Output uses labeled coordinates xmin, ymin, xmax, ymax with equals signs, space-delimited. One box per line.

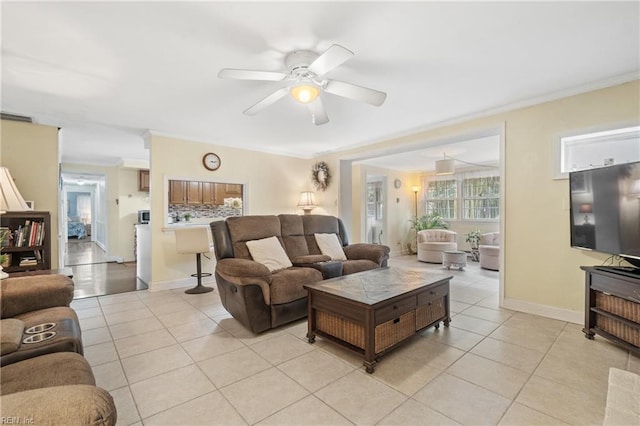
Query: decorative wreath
xmin=312 ymin=161 xmax=331 ymax=191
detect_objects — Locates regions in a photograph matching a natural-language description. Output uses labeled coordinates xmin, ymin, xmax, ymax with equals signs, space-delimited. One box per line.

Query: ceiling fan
xmin=218 ymin=44 xmax=387 ymax=125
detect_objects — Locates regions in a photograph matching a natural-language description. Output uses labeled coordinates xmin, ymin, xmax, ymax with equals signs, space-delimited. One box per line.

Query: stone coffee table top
xmin=305 ymin=267 xmax=452 ymax=306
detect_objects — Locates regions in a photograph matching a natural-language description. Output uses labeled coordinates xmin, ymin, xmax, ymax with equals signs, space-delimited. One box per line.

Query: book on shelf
xmin=11 ymin=220 xmax=45 ymax=247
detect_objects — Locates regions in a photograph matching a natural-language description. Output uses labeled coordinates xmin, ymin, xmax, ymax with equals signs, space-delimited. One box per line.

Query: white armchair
xmin=417 ymin=229 xmax=457 ymax=263
xmin=479 ymin=232 xmax=500 ymax=270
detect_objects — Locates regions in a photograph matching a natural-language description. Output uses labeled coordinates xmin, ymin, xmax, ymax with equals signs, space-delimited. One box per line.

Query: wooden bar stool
xmin=174 ymin=226 xmax=214 ymax=294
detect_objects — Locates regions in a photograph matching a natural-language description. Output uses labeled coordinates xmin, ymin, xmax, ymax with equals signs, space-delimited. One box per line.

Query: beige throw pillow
xmin=315 ymin=233 xmax=347 ymax=261
xmin=246 ymin=236 xmax=293 ymax=272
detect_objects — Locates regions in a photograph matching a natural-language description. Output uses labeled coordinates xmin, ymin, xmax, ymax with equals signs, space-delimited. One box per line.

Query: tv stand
xmin=581 ymin=266 xmax=640 ymax=355
xmin=594 ymin=265 xmax=640 ymax=279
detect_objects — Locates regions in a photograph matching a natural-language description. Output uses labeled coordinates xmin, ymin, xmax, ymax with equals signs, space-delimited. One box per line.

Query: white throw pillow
xmin=314 ymin=233 xmax=347 ymax=261
xmin=246 ymin=236 xmax=293 ymax=272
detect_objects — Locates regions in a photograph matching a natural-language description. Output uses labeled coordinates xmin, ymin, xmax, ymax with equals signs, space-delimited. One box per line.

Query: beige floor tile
xmin=470 ymin=337 xmax=545 ymax=373
xmin=498 ymin=402 xmax=569 ymax=425
xmin=446 ymin=353 xmax=530 ymax=399
xmin=450 ymin=300 xmax=472 ymax=314
xmin=371 ymin=352 xmax=442 ymax=396
xmin=109 ymin=386 xmax=141 ymax=425
xmin=413 ymin=373 xmax=511 ymax=425
xmin=315 ymin=338 xmax=368 ymax=369
xmin=220 ymin=367 xmax=309 ymax=425
xmin=84 ymin=341 xmax=119 ymax=366
xmin=108 ymin=317 xmax=165 ymax=340
xmin=92 ymin=360 xmax=128 ymax=391
xmin=476 ymin=293 xmax=501 ymax=309
xmin=180 ymin=330 xmax=245 ymax=362
xmin=198 ymin=347 xmax=272 ymax=388
xmin=314 ymin=370 xmax=407 ymax=424
xmin=79 ymin=315 xmax=107 ymax=331
xmin=75 ymin=306 xmax=103 ymax=319
xmin=156 ymin=308 xmax=207 ymax=328
xmin=98 ymin=292 xmax=141 ymax=306
xmin=100 ymin=300 xmax=146 ymax=315
xmin=250 ymin=333 xmax=315 ymax=365
xmin=146 ymin=299 xmax=195 ymax=315
xmin=516 ymin=375 xmax=606 ymax=425
xmin=257 ymin=395 xmax=351 ymax=426
xmin=281 ymin=319 xmax=309 ymax=340
xmin=82 ymin=326 xmax=113 ymax=347
xmin=501 ymin=312 xmax=566 ymax=336
xmin=168 ymin=317 xmax=223 ymax=342
xmin=422 ymin=326 xmax=485 ymax=351
xmin=71 ymin=297 xmax=99 ymax=310
xmin=115 ymin=328 xmax=177 ymax=359
xmin=449 ymin=286 xmax=495 ymax=305
xmin=629 ymin=353 xmax=640 ymax=373
xmin=122 ymin=344 xmax=194 ymax=384
xmin=104 ymin=307 xmax=154 ymax=326
xmin=395 ymin=336 xmax=465 ymax=369
xmin=183 ymin=294 xmax=223 ymax=308
xmin=130 ymin=364 xmax=215 ymax=419
xmin=489 ymin=325 xmax=558 ymax=352
xmin=449 ymin=314 xmax=500 ymax=336
xmin=278 ymin=349 xmax=354 ymax=392
xmin=462 ymin=305 xmax=514 ymax=324
xmin=199 ymin=303 xmax=230 ymax=318
xmin=378 ymin=398 xmax=460 ymax=426
xmin=144 ymin=391 xmax=247 ymax=425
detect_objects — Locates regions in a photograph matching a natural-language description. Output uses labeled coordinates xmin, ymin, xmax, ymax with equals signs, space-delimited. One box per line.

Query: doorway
xmin=365 ymin=175 xmax=386 ymax=244
xmin=60 ymin=172 xmax=108 ymax=267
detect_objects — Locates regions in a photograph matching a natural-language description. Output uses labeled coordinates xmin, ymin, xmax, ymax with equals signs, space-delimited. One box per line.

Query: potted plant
xmin=409 ymin=212 xmax=449 ymax=231
xmin=466 ymin=229 xmax=482 ymax=261
xmin=183 ymin=213 xmax=192 ymax=222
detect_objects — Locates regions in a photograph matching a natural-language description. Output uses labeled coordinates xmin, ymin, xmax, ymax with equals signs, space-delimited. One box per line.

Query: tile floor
xmin=71 ymin=256 xmax=638 ymax=425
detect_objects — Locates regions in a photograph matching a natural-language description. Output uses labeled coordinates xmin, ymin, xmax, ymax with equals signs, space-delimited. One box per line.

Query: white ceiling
xmin=1 ymin=2 xmax=638 ymax=169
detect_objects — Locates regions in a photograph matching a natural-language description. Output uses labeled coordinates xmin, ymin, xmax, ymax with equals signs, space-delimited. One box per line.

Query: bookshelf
xmin=1 ymin=211 xmax=51 ymax=273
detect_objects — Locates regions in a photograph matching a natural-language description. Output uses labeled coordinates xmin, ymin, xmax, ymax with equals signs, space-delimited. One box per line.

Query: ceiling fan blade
xmin=308 ymin=98 xmax=329 ymax=125
xmin=308 ymin=44 xmax=354 ymax=76
xmin=218 ymin=68 xmax=288 ymax=81
xmin=324 ymin=80 xmax=387 ymax=106
xmin=243 ymin=87 xmax=290 ymax=116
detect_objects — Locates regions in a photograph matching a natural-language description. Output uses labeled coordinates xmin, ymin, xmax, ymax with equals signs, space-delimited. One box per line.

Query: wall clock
xmin=312 ymin=161 xmax=331 ymax=191
xmin=202 ymin=152 xmax=221 ymax=171
xmin=394 ymin=179 xmax=402 ymax=189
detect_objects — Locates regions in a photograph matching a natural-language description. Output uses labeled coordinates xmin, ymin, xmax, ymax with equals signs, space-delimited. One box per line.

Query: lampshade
xmin=297 ymin=191 xmax=316 ymax=214
xmin=0 ymin=167 xmax=32 ymax=212
xmin=579 ymin=203 xmax=593 ymax=213
xmin=435 ymin=159 xmax=455 ymax=175
xmin=411 ymin=186 xmax=420 ymax=193
xmin=290 ymin=85 xmax=320 ymax=104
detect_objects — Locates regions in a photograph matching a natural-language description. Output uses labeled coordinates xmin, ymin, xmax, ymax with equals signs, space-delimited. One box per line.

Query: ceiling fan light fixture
xmin=290 ymin=85 xmax=320 ymax=104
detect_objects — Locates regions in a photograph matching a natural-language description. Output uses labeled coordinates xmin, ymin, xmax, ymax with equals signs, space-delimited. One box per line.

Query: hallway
xmin=65 ymin=240 xmax=109 ymax=266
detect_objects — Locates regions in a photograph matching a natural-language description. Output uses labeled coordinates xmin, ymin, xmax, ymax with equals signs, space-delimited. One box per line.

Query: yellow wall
xmin=1 ymin=120 xmax=60 ymax=268
xmin=319 ymin=80 xmax=640 ymax=321
xmin=148 ymin=134 xmax=314 ymax=290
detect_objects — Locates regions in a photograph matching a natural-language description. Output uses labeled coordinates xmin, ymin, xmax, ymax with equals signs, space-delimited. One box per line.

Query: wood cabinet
xmin=138 ymin=170 xmax=150 ymax=192
xmin=582 ymin=266 xmax=640 ymax=355
xmin=169 ymin=180 xmax=243 ymax=205
xmin=1 ymin=211 xmax=51 ymax=274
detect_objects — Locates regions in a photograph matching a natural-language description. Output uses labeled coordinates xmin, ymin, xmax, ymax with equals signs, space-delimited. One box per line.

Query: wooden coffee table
xmin=304 ymin=267 xmax=452 ymax=373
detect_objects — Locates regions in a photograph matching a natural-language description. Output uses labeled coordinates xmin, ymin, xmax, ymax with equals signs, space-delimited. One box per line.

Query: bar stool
xmin=174 ymin=226 xmax=214 ymax=294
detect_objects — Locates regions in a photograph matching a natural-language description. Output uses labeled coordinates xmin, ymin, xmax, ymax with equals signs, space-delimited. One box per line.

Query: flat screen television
xmin=569 ymin=161 xmax=640 ymax=268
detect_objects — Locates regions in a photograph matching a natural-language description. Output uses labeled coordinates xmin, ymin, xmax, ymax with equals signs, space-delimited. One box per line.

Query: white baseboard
xmin=107 ymin=256 xmax=124 ymax=263
xmin=148 ymin=276 xmax=216 ymax=292
xmin=502 ymin=297 xmax=582 ymax=325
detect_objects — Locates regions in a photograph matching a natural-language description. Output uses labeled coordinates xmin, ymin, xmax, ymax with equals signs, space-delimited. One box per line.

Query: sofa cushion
xmin=246 ymin=236 xmax=293 ymax=272
xmin=342 ymin=259 xmax=380 ymax=275
xmin=303 ymin=215 xmax=343 ymax=255
xmin=279 ymin=214 xmax=310 ymax=259
xmin=315 ymin=233 xmax=347 ymax=261
xmin=1 ymin=352 xmax=95 ymax=396
xmin=1 ymin=275 xmax=74 ymax=319
xmin=1 ymin=319 xmax=24 ymax=355
xmin=226 ymin=216 xmax=282 ymax=260
xmin=270 ymin=267 xmax=323 ymax=304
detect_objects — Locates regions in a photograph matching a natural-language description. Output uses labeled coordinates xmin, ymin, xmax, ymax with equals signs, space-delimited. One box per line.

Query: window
xmin=426 ymin=179 xmax=457 ymax=219
xmin=462 ymin=176 xmax=500 ymax=220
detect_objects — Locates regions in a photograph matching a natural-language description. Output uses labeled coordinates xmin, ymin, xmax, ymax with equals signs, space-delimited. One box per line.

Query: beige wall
xmin=319 ymin=80 xmax=640 ymax=322
xmin=1 ymin=120 xmax=60 ymax=268
xmin=148 ymin=134 xmax=314 ymax=290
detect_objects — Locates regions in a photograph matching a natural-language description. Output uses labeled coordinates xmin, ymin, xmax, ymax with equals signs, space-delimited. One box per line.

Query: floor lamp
xmin=411 ymin=186 xmax=420 ymax=255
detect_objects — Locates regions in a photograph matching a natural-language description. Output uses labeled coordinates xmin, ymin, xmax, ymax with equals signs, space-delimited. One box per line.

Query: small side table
xmin=443 ymin=250 xmax=466 ymax=271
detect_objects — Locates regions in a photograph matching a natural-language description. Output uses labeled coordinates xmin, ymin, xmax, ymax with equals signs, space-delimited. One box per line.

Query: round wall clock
xmin=202 ymin=152 xmax=221 ymax=171
xmin=312 ymin=161 xmax=331 ymax=191
xmin=394 ymin=179 xmax=402 ymax=189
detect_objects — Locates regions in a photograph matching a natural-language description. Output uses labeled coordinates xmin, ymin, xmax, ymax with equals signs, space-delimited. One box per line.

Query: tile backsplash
xmin=168 ymin=204 xmax=242 ymax=222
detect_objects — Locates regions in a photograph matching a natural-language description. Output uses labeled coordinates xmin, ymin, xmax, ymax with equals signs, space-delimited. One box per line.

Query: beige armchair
xmin=417 ymin=229 xmax=458 ymax=263
xmin=479 ymin=232 xmax=500 ymax=270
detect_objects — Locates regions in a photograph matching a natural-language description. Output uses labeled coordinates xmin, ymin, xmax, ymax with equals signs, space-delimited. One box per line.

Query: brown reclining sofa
xmin=210 ymin=214 xmax=390 ymax=333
